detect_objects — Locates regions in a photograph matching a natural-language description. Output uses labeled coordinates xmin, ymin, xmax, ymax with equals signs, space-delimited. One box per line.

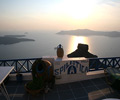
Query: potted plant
xmin=24 ymin=59 xmax=55 ymax=95
xmin=25 ymin=76 xmax=44 ymax=95
xmin=16 ymin=71 xmax=23 ymax=82
xmin=25 ymin=59 xmax=44 ymax=95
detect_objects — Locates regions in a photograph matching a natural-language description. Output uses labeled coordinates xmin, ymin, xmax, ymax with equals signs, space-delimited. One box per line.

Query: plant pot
xmin=16 ymin=73 xmax=23 ymax=82
xmin=24 ymin=82 xmax=44 ymax=96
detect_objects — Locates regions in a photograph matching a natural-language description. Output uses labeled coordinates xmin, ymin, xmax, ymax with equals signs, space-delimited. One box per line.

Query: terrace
xmin=0 ymin=57 xmax=120 ymax=100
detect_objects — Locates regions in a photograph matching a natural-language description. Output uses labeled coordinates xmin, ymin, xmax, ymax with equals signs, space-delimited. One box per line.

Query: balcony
xmin=0 ymin=57 xmax=120 ymax=100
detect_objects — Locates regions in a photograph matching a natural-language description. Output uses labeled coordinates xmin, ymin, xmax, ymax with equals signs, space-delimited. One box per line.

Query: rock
xmin=67 ymin=43 xmax=97 ymax=58
xmin=77 ymin=43 xmax=88 ymax=51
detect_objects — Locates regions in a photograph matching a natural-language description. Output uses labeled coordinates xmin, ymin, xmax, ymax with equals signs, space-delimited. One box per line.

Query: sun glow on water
xmin=67 ymin=36 xmax=88 ymax=54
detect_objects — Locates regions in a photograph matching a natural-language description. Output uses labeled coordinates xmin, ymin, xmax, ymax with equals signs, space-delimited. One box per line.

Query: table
xmin=0 ymin=66 xmax=14 ymax=100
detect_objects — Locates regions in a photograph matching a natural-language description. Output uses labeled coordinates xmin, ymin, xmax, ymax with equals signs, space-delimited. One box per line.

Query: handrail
xmin=0 ymin=57 xmax=41 ymax=73
xmin=89 ymin=57 xmax=120 ymax=71
xmin=0 ymin=57 xmax=120 ymax=73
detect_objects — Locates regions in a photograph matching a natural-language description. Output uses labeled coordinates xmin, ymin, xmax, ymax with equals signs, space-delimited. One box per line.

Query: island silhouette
xmin=0 ymin=35 xmax=35 ymax=45
xmin=56 ymin=29 xmax=120 ymax=37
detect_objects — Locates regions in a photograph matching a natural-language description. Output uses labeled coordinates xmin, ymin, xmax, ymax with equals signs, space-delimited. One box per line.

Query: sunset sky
xmin=0 ymin=0 xmax=120 ymax=31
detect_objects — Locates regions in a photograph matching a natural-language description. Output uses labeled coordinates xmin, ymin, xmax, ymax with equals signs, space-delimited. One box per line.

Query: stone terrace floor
xmin=0 ymin=77 xmax=120 ymax=100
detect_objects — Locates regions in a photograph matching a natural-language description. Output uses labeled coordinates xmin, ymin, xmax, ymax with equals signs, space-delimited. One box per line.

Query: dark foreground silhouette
xmin=67 ymin=43 xmax=97 ymax=58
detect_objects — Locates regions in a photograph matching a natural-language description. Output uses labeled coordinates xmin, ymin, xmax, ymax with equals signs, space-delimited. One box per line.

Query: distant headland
xmin=0 ymin=35 xmax=35 ymax=45
xmin=56 ymin=29 xmax=120 ymax=37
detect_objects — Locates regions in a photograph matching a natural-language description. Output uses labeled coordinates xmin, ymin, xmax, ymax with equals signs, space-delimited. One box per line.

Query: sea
xmin=0 ymin=30 xmax=120 ymax=60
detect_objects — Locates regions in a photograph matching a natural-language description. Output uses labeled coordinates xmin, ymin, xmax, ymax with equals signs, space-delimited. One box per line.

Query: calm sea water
xmin=0 ymin=31 xmax=120 ymax=60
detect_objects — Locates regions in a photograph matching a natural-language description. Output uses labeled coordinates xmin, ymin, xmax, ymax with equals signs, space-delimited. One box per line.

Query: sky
xmin=0 ymin=0 xmax=120 ymax=32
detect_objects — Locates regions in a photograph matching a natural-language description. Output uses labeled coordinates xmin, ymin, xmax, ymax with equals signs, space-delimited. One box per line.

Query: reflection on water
xmin=67 ymin=36 xmax=88 ymax=54
xmin=0 ymin=31 xmax=120 ymax=60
